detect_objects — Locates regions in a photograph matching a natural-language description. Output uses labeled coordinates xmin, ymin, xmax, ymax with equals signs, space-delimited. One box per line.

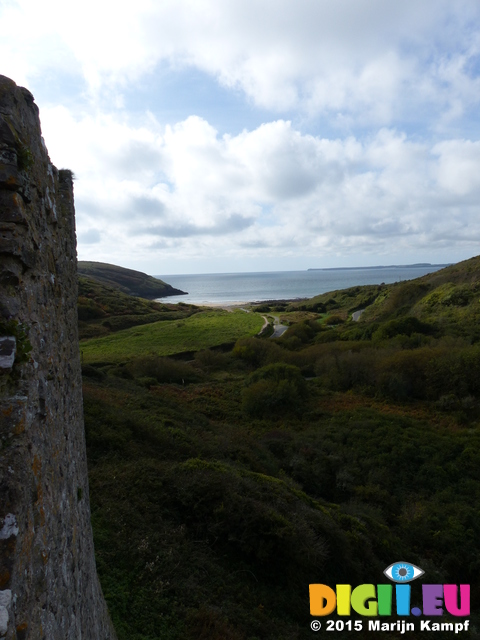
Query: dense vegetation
xmin=81 ymin=259 xmax=480 ymax=639
xmin=78 ymin=276 xmax=200 ymax=340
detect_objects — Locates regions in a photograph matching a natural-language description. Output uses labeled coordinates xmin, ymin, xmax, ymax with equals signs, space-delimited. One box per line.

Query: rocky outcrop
xmin=0 ymin=76 xmax=116 ymax=639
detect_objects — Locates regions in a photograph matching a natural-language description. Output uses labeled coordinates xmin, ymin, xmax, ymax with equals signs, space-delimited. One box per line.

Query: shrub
xmin=441 ymin=285 xmax=474 ymax=307
xmin=375 ymin=347 xmax=441 ymax=400
xmin=341 ymin=323 xmax=380 ymax=341
xmin=194 ymin=349 xmax=229 ymax=371
xmin=373 ymin=316 xmax=435 ymax=340
xmin=81 ymin=364 xmax=105 ymax=380
xmin=185 ymin=607 xmax=243 ymax=640
xmin=232 ymin=337 xmax=282 ymax=367
xmin=100 ymin=313 xmax=166 ymax=332
xmin=281 ymin=320 xmax=318 ymax=344
xmin=78 ymin=297 xmax=106 ymax=320
xmin=325 ymin=298 xmax=339 ymax=309
xmin=126 ymin=355 xmax=201 ymax=384
xmin=379 ymin=282 xmax=430 ymax=315
xmin=248 ymin=362 xmax=307 ymax=386
xmin=334 ymin=348 xmax=378 ymax=391
xmin=243 ymin=363 xmax=307 ymax=416
xmin=324 ymin=315 xmax=344 ymax=326
xmin=78 ymin=323 xmax=110 ymax=339
xmin=436 ymin=394 xmax=460 ymax=411
xmin=315 ymin=329 xmax=338 ymax=343
xmin=426 ymin=344 xmax=480 ymax=399
xmin=312 ymin=343 xmax=377 ymax=392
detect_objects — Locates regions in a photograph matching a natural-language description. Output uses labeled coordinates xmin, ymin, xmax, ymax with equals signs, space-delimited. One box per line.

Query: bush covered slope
xmin=293 ymin=255 xmax=480 ymax=338
xmin=81 ymin=256 xmax=480 ymax=640
xmin=78 ymin=276 xmax=199 ymax=339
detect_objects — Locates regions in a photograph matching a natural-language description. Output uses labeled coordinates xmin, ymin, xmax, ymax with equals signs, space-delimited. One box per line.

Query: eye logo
xmin=384 ymin=562 xmax=424 ymax=583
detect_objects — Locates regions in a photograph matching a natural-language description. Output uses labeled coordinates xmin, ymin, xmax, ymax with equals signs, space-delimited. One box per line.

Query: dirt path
xmin=259 ymin=315 xmax=269 ymax=332
xmin=270 ymin=315 xmax=289 ymax=338
xmin=352 ymin=309 xmax=365 ymax=321
xmin=256 ymin=314 xmax=288 ymax=338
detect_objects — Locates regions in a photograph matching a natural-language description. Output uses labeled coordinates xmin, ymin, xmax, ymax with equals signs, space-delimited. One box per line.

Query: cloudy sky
xmin=2 ymin=0 xmax=480 ymax=274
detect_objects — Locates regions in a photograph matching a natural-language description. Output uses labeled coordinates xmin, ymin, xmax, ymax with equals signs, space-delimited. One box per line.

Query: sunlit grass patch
xmin=80 ymin=310 xmax=264 ymax=363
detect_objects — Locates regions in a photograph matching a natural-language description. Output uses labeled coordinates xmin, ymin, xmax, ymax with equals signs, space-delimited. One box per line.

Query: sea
xmin=154 ymin=264 xmax=450 ymax=306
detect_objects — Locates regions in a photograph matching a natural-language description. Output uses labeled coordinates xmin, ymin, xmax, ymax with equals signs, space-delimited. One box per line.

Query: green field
xmin=80 ymin=309 xmax=264 ymax=362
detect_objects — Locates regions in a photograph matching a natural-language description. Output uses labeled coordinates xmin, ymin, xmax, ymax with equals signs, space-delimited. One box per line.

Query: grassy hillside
xmin=78 ymin=260 xmax=187 ymax=299
xmin=78 ymin=276 xmax=200 ymax=340
xmin=289 ymin=256 xmax=480 ymax=338
xmin=81 ymin=256 xmax=480 ymax=640
xmin=80 ymin=309 xmax=264 ymax=363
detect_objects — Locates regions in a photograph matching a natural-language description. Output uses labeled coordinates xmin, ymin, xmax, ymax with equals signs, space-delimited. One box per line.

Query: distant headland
xmin=308 ymin=263 xmax=451 ymax=271
xmin=77 ymin=261 xmax=187 ymax=299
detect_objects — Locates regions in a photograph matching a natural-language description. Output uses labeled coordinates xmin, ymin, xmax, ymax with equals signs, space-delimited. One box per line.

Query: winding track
xmin=270 ymin=315 xmax=289 ymax=338
xmin=352 ymin=309 xmax=365 ymax=321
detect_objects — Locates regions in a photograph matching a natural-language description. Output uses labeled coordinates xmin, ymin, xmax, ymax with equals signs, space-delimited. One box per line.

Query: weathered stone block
xmin=0 ymin=164 xmax=20 ymax=191
xmin=0 ymin=150 xmax=16 ymax=166
xmin=0 ymin=192 xmax=26 ymax=224
xmin=0 ymin=337 xmax=15 ymax=370
xmin=0 ymin=118 xmax=16 ymax=147
xmin=0 ymin=257 xmax=22 ymax=287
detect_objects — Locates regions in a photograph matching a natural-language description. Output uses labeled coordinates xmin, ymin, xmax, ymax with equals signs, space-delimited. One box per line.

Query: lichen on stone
xmin=0 ymin=514 xmax=18 ymax=539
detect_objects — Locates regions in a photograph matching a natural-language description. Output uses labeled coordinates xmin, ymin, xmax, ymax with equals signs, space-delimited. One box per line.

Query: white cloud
xmin=2 ymin=0 xmax=480 ymax=127
xmin=433 ymin=140 xmax=480 ymax=196
xmin=2 ymin=0 xmax=480 ymax=271
xmin=37 ymin=105 xmax=480 ymax=268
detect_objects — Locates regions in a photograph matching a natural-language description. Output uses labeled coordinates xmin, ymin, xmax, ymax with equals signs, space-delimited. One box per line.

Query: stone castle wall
xmin=0 ymin=76 xmax=116 ymax=639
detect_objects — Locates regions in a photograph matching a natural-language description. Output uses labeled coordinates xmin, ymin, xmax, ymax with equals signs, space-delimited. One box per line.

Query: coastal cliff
xmin=0 ymin=76 xmax=116 ymax=639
